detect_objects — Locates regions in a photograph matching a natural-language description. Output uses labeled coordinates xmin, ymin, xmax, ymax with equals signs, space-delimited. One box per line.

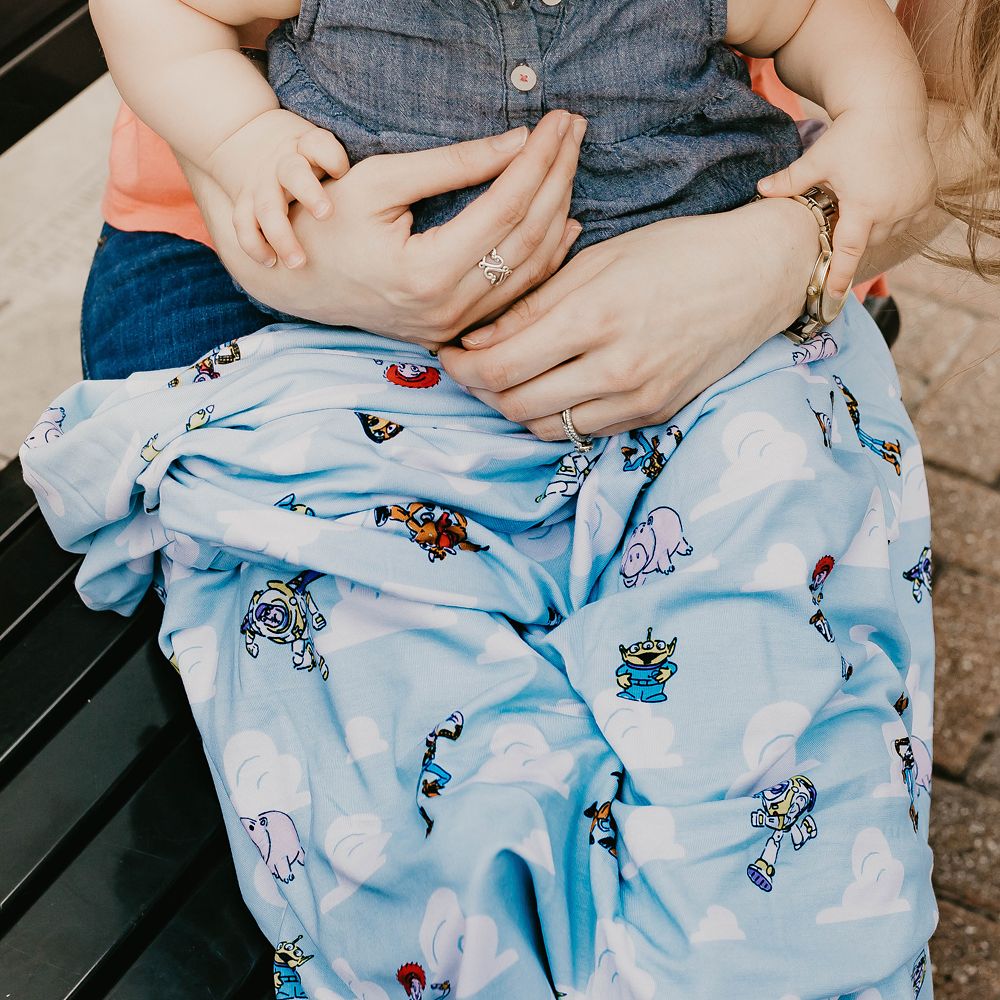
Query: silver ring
xmin=561 ymin=407 xmax=594 ymax=452
xmin=478 ymin=247 xmax=513 ymax=287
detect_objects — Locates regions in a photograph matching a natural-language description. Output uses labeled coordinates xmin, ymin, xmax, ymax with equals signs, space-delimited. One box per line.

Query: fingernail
xmin=567 ymin=220 xmax=583 ymax=243
xmin=314 ymin=202 xmax=332 ymax=219
xmin=557 ymin=111 xmax=572 ymax=138
xmin=572 ymin=117 xmax=588 ymax=143
xmin=263 ymin=257 xmax=277 ymax=268
xmin=463 ymin=327 xmax=494 ymax=348
xmin=758 ymin=177 xmax=774 ymax=192
xmin=286 ymin=253 xmax=305 ymax=269
xmin=492 ymin=126 xmax=528 ymax=152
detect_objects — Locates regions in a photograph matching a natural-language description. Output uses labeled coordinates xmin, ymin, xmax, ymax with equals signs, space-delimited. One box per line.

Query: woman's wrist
xmin=729 ymin=195 xmax=820 ymax=344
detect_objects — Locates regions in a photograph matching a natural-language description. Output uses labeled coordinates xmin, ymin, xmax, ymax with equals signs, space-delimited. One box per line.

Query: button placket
xmin=496 ymin=0 xmax=545 ymax=126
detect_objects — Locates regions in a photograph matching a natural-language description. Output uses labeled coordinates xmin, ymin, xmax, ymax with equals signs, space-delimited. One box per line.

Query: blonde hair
xmin=929 ymin=0 xmax=1000 ymax=278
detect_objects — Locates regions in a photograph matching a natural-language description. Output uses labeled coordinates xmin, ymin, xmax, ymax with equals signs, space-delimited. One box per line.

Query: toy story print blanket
xmin=21 ymin=304 xmax=936 ymax=1000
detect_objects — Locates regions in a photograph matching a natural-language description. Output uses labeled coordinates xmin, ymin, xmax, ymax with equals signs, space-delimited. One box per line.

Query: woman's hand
xmin=437 ymin=197 xmax=821 ymax=440
xmin=183 ymin=109 xmax=587 ymax=349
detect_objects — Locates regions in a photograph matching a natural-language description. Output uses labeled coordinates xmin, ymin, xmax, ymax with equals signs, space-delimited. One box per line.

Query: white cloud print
xmin=320 ymin=813 xmax=391 ymax=912
xmin=742 ymin=542 xmax=808 ymax=592
xmin=327 ymin=959 xmax=391 ymax=1000
xmin=841 ymin=487 xmax=890 ymax=569
xmin=217 ymin=505 xmax=332 ymax=565
xmin=171 ymin=624 xmax=218 ymax=703
xmin=558 ymin=919 xmax=655 ymax=1000
xmin=727 ymin=701 xmax=819 ymax=799
xmin=512 ymin=828 xmax=555 ymax=875
xmin=419 ymin=887 xmax=518 ymax=997
xmin=619 ymin=805 xmax=685 ymax=880
xmin=344 ymin=716 xmax=389 ymax=763
xmin=223 ymin=729 xmax=311 ymax=817
xmin=315 ymin=580 xmax=459 ymax=657
xmin=477 ymin=625 xmax=534 ymax=664
xmin=900 ymin=445 xmax=931 ymax=523
xmin=691 ymin=411 xmax=814 ymax=521
xmin=690 ymin=905 xmax=746 ymax=944
xmin=470 ymin=723 xmax=574 ymax=798
xmin=592 ymin=689 xmax=682 ymax=770
xmin=816 ymin=827 xmax=911 ymax=924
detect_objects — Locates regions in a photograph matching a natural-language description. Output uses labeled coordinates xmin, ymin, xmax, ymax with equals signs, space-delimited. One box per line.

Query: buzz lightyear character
xmin=273 ymin=936 xmax=313 ymax=999
xmin=536 ymin=449 xmax=594 ymax=501
xmin=747 ymin=774 xmax=819 ymax=892
xmin=903 ymin=545 xmax=933 ymax=604
xmin=241 ymin=569 xmax=329 ymax=680
xmin=616 ymin=627 xmax=678 ymax=703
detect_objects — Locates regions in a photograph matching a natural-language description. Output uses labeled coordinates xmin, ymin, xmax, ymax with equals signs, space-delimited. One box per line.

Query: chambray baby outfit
xmin=24 ymin=296 xmax=935 ymax=1000
xmin=266 ymin=0 xmax=802 ymax=250
xmin=29 ymin=0 xmax=938 ymax=997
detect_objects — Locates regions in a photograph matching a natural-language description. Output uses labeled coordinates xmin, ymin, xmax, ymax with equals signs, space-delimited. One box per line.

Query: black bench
xmin=0 ymin=457 xmax=272 ymax=998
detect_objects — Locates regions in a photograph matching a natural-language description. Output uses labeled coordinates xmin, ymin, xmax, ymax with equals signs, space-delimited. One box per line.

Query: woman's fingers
xmin=360 ymin=124 xmax=530 ymax=208
xmin=757 ymin=145 xmax=826 ymax=198
xmin=522 ymin=386 xmax=673 ymax=442
xmin=451 ymin=115 xmax=586 ymax=308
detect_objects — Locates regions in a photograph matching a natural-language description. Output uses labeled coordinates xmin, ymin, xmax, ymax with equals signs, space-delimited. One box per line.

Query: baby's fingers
xmin=828 ymin=210 xmax=873 ymax=301
xmin=233 ymin=191 xmax=278 ymax=268
xmin=757 ymin=146 xmax=827 ymax=199
xmin=298 ymin=129 xmax=350 ymax=180
xmin=255 ymin=182 xmax=307 ymax=269
xmin=277 ymin=154 xmax=334 ymax=220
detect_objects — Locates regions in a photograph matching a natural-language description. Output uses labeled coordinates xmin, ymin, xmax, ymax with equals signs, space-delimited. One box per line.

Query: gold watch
xmin=783 ymin=185 xmax=847 ymax=344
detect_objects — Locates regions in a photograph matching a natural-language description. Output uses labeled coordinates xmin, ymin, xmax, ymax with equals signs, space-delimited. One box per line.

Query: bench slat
xmin=0 ymin=590 xmax=157 ymax=781
xmin=0 ymin=735 xmax=224 ymax=999
xmin=0 ymin=639 xmax=187 ymax=915
xmin=106 ymin=858 xmax=269 ymax=1000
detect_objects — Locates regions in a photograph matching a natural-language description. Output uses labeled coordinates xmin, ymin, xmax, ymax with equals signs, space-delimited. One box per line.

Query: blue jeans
xmin=80 ymin=223 xmax=281 ymax=379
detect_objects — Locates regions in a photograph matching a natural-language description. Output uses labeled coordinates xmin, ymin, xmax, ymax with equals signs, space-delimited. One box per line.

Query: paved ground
xmin=1 ymin=75 xmax=998 ymax=998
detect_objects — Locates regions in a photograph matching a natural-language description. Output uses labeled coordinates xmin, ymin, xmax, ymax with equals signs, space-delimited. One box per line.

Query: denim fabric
xmin=268 ymin=0 xmax=802 ymax=253
xmin=81 ymin=223 xmax=280 ymax=379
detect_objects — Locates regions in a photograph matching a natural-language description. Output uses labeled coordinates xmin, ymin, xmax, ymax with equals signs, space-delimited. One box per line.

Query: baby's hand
xmin=209 ymin=108 xmax=350 ymax=268
xmin=757 ymin=110 xmax=936 ymax=300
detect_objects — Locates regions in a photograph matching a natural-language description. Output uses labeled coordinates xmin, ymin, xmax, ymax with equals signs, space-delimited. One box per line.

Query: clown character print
xmin=616 ymin=628 xmax=678 ymax=703
xmin=396 ymin=963 xmax=451 ymax=998
xmin=380 ymin=361 xmax=441 ymax=389
xmin=241 ymin=569 xmax=329 ymax=680
xmin=747 ymin=775 xmax=819 ymax=892
xmin=374 ymin=502 xmax=489 ymax=562
xmin=903 ymin=545 xmax=933 ymax=604
xmin=808 ymin=555 xmax=836 ymax=643
xmin=273 ymin=936 xmax=313 ymax=999
xmin=833 ymin=375 xmax=902 ymax=475
xmin=417 ymin=711 xmax=464 ymax=836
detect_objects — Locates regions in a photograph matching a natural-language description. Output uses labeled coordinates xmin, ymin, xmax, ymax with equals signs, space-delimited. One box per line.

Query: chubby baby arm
xmin=89 ymin=0 xmax=350 ymax=268
xmin=729 ymin=0 xmax=936 ymax=300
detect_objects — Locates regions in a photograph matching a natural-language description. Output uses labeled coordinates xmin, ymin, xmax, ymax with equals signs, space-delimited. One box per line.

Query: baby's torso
xmin=268 ymin=0 xmax=801 ymax=252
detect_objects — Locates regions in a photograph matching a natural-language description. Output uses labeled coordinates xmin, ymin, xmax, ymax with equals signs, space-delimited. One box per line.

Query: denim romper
xmin=267 ymin=0 xmax=802 ymax=251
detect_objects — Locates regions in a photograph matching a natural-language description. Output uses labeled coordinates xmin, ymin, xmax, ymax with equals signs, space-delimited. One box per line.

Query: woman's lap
xmin=62 ymin=282 xmax=935 ymax=997
xmin=80 ymin=223 xmax=279 ymax=379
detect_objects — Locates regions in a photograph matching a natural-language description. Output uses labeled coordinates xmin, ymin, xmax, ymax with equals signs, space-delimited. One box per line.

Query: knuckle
xmin=496 ymin=192 xmax=529 ymax=230
xmin=604 ymin=356 xmax=637 ymax=393
xmin=517 ymin=217 xmax=549 ymax=253
xmin=479 ymin=359 xmax=512 ymax=393
xmin=530 ymin=420 xmax=559 ymax=442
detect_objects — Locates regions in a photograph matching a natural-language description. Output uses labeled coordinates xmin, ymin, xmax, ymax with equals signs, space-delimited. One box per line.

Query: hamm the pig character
xmin=241 ymin=810 xmax=306 ymax=883
xmin=619 ymin=506 xmax=693 ymax=588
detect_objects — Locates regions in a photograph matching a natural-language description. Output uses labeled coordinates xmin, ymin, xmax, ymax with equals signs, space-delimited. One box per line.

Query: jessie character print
xmin=381 ymin=362 xmax=441 ymax=389
xmin=808 ymin=555 xmax=836 ymax=643
xmin=417 ymin=711 xmax=465 ymax=836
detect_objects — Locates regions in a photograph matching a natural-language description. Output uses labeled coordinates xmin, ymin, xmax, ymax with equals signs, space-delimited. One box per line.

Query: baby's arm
xmin=89 ymin=0 xmax=350 ymax=267
xmin=728 ymin=0 xmax=936 ymax=299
